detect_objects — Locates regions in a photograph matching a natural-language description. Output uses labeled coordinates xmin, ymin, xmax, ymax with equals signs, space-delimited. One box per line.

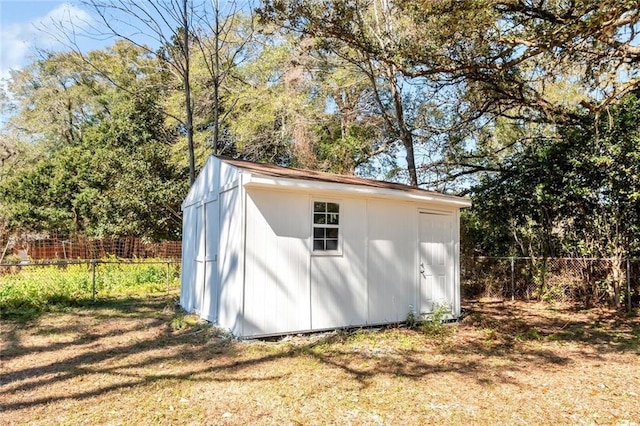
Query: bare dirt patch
xmin=1 ymin=296 xmax=639 ymax=425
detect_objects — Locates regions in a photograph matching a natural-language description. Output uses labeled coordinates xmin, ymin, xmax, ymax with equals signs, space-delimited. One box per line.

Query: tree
xmin=84 ymin=90 xmax=187 ymax=239
xmin=71 ymin=0 xmax=199 ymax=183
xmin=219 ymin=28 xmax=389 ymax=174
xmin=61 ymin=0 xmax=259 ymax=184
xmin=260 ymin=0 xmax=434 ymax=185
xmin=302 ymin=42 xmax=404 ymax=175
xmin=1 ymin=51 xmax=97 ymax=148
xmin=0 ymin=45 xmax=186 ymax=239
xmin=260 ymin=0 xmax=640 ymax=188
xmin=466 ymin=91 xmax=640 ymax=306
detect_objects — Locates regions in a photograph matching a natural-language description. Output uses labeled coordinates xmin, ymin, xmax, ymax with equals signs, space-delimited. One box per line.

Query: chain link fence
xmin=462 ymin=256 xmax=640 ymax=311
xmin=0 ymin=259 xmax=181 ymax=319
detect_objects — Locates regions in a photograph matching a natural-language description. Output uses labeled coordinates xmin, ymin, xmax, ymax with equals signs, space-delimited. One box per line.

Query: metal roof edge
xmin=243 ymin=174 xmax=472 ymax=207
xmin=217 ymin=156 xmax=471 ymax=208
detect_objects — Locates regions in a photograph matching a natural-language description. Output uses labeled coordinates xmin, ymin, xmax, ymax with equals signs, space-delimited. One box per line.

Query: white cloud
xmin=0 ymin=3 xmax=94 ymax=80
xmin=37 ymin=2 xmax=94 ymax=46
xmin=1 ymin=22 xmax=31 ymax=79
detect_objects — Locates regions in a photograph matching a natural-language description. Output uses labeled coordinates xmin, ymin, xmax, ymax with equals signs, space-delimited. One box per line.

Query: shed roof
xmin=221 ymin=157 xmax=470 ymax=206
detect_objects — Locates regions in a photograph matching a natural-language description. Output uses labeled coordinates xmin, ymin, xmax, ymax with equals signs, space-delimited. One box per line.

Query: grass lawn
xmin=1 ymin=294 xmax=639 ymax=425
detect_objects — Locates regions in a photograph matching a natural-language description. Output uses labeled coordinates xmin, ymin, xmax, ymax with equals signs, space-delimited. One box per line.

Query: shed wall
xmin=180 ymin=205 xmax=198 ymax=313
xmin=180 ymin=157 xmax=243 ymax=318
xmin=243 ymin=188 xmax=311 ymax=336
xmin=182 ymin=157 xmax=242 ymax=208
xmin=310 ymin=197 xmax=367 ymax=330
xmin=241 ymin=189 xmax=461 ymax=337
xmin=217 ymin=184 xmax=244 ymax=335
xmin=367 ymin=200 xmax=419 ymax=324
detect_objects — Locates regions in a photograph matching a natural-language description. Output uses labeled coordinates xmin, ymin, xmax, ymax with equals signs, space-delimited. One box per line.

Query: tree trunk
xmin=212 ymin=0 xmax=220 ymax=155
xmin=388 ymin=67 xmax=418 ymax=186
xmin=183 ymin=0 xmax=196 ymax=184
xmin=611 ymin=258 xmax=623 ymax=308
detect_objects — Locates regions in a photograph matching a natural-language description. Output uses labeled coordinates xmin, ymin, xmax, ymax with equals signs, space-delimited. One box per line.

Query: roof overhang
xmin=243 ymin=173 xmax=472 ymax=208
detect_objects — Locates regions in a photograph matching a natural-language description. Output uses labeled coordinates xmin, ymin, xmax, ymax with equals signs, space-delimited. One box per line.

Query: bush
xmin=406 ymin=304 xmax=452 ymax=337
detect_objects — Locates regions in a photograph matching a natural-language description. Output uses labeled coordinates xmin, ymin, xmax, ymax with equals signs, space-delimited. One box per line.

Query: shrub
xmin=405 ymin=304 xmax=452 ymax=337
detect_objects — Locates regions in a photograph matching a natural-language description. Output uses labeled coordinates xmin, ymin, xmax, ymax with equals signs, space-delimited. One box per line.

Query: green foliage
xmin=406 ymin=304 xmax=452 ymax=337
xmin=0 ymin=44 xmax=187 ymax=240
xmin=0 ymin=260 xmax=180 ymax=320
xmin=261 ymin=0 xmax=640 ymax=189
xmin=419 ymin=305 xmax=451 ymax=337
xmin=169 ymin=311 xmax=201 ymax=331
xmin=515 ymin=328 xmax=542 ymax=342
xmin=405 ymin=309 xmax=419 ymax=329
xmin=464 ymin=92 xmax=640 ymax=306
xmin=313 ymin=119 xmax=381 ymax=174
xmin=467 ymin=91 xmax=640 ymax=260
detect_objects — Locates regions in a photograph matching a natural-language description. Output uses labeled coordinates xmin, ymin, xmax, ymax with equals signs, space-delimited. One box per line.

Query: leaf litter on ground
xmin=1 ymin=296 xmax=639 ymax=425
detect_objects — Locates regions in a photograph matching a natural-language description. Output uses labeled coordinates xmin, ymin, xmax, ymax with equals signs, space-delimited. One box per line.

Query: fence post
xmin=510 ymin=257 xmax=515 ymax=301
xmin=627 ymin=258 xmax=632 ymax=314
xmin=91 ymin=260 xmax=97 ymax=302
xmin=166 ymin=262 xmax=170 ymax=293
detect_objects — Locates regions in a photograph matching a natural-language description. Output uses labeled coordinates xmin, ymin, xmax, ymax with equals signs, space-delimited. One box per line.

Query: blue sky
xmin=0 ymin=1 xmax=96 ymax=80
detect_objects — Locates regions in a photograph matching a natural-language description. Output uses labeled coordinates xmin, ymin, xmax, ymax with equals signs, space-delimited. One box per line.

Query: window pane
xmin=327 ymin=203 xmax=339 ymax=213
xmin=312 ymin=202 xmax=340 ymax=253
xmin=326 ymin=239 xmax=338 ymax=250
xmin=313 ymin=214 xmax=326 ymax=224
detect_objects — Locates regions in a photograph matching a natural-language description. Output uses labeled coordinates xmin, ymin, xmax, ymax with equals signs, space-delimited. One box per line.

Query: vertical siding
xmin=243 ymin=189 xmax=311 ymax=336
xmin=180 ymin=205 xmax=197 ymax=313
xmin=453 ymin=210 xmax=462 ymax=317
xmin=181 ymin=156 xmax=242 ymax=322
xmin=200 ymin=200 xmax=219 ymax=322
xmin=183 ymin=156 xmax=242 ymax=208
xmin=367 ymin=200 xmax=417 ymax=324
xmin=182 ymin=157 xmax=219 ymax=207
xmin=183 ymin=156 xmax=464 ymax=336
xmin=218 ymin=185 xmax=244 ymax=335
xmin=310 ymin=198 xmax=367 ymax=329
xmin=193 ymin=205 xmax=206 ymax=314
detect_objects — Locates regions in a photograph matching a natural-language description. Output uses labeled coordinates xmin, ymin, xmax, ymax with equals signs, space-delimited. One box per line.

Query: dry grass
xmin=1 ymin=295 xmax=639 ymax=425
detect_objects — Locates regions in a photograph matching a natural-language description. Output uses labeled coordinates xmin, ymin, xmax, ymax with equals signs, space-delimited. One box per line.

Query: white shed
xmin=180 ymin=156 xmax=471 ymax=338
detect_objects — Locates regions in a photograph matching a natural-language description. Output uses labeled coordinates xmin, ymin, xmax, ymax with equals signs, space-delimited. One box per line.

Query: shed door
xmin=418 ymin=212 xmax=453 ymax=313
xmin=201 ymin=200 xmax=219 ymax=322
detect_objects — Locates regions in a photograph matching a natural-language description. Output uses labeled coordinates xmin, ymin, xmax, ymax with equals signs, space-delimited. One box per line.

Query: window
xmin=312 ymin=201 xmax=340 ymax=251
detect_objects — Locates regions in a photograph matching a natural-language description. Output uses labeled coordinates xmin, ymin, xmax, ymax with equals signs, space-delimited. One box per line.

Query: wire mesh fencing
xmin=0 ymin=259 xmax=181 ymax=319
xmin=462 ymin=256 xmax=639 ymax=311
xmin=0 ymin=232 xmax=182 ymax=263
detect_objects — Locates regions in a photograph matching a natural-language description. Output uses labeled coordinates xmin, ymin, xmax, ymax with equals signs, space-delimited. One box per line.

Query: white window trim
xmin=310 ymin=199 xmax=343 ymax=256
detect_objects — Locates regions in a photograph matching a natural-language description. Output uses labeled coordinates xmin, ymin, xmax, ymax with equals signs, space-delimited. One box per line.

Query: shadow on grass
xmin=1 ymin=297 xmax=638 ymax=413
xmin=458 ymin=299 xmax=640 ymax=355
xmin=0 ymin=291 xmax=178 ymax=322
xmin=1 ymin=295 xmax=174 ymax=363
xmin=0 ymin=295 xmax=89 ymax=322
